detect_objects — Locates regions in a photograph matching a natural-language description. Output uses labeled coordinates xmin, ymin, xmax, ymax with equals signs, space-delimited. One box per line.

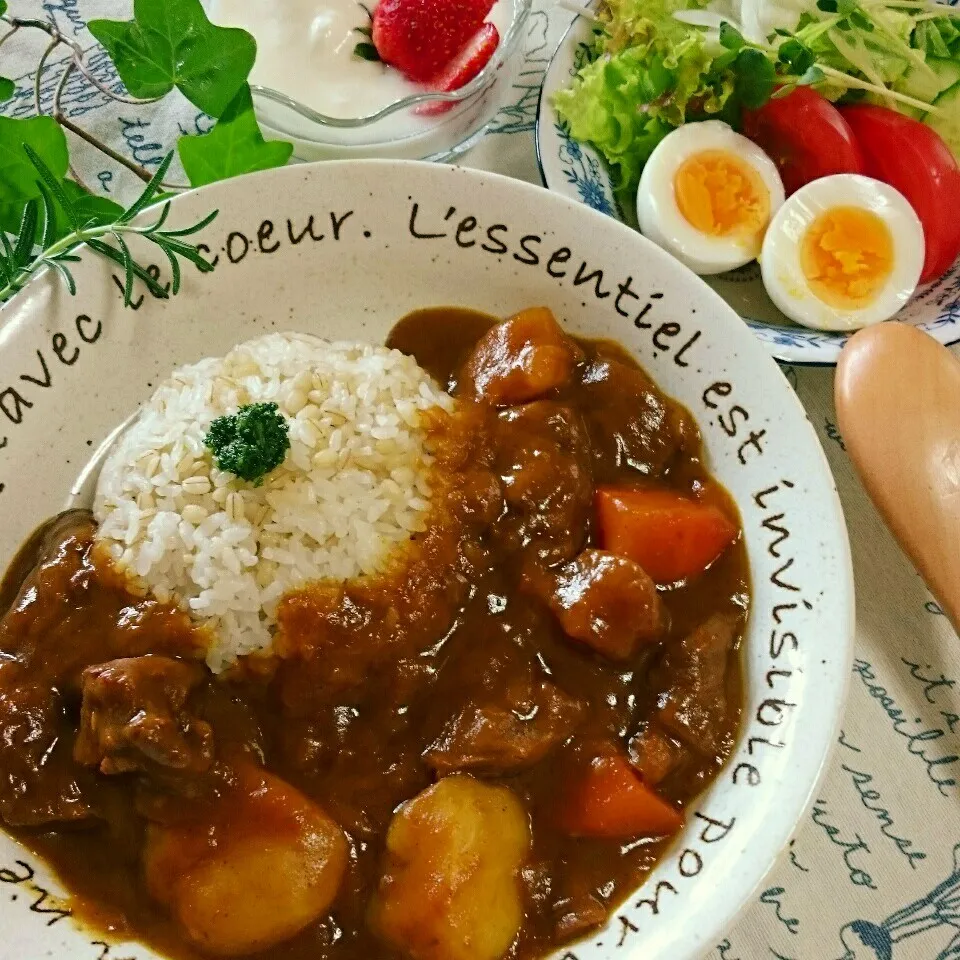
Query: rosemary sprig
xmin=0 ymin=149 xmax=218 ymax=308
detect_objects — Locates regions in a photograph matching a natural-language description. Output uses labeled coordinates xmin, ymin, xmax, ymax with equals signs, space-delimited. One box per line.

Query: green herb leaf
xmin=177 ymin=85 xmax=293 ymax=188
xmin=733 ymin=48 xmax=776 ymax=109
xmin=0 ymin=2 xmax=7 ymax=15
xmin=353 ymin=41 xmax=381 ymax=61
xmin=711 ymin=48 xmax=739 ymax=72
xmin=0 ymin=78 xmax=13 ymax=102
xmin=797 ymin=64 xmax=826 ymax=85
xmin=1 ymin=147 xmax=216 ymax=308
xmin=88 ymin=0 xmax=255 ymax=118
xmin=0 ymin=117 xmax=69 ymax=234
xmin=356 ymin=25 xmax=373 ymax=37
xmin=25 ymin=177 xmax=124 ymax=242
xmin=68 ymin=186 xmax=126 ymax=230
xmin=719 ymin=22 xmax=745 ymax=50
xmin=849 ymin=9 xmax=873 ymax=31
xmin=778 ymin=38 xmax=815 ymax=75
xmin=13 ymin=200 xmax=40 ymax=268
xmin=770 ymin=82 xmax=797 ymax=99
xmin=204 ymin=402 xmax=290 ymax=486
xmin=118 ymin=152 xmax=173 ymax=224
xmin=817 ymin=0 xmax=838 ymax=12
xmin=85 ymin=237 xmax=170 ymax=303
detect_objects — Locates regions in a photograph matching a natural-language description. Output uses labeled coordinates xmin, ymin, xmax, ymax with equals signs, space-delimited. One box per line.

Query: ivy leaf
xmin=0 ymin=117 xmax=69 ymax=234
xmin=178 ymin=85 xmax=293 ymax=187
xmin=88 ymin=0 xmax=255 ymax=118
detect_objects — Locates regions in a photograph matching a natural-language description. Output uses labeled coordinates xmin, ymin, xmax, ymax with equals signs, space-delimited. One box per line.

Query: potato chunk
xmin=144 ymin=764 xmax=348 ymax=955
xmin=370 ymin=775 xmax=530 ymax=960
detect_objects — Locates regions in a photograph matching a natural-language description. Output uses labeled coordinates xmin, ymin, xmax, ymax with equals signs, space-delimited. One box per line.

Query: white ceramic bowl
xmin=0 ymin=160 xmax=853 ymax=960
xmin=535 ymin=13 xmax=960 ymax=366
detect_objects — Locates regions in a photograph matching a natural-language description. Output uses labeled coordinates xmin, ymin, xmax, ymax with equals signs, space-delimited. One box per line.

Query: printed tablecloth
xmin=4 ymin=3 xmax=960 ymax=958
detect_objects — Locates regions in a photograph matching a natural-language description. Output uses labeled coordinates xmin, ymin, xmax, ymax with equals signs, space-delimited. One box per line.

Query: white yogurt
xmin=208 ymin=0 xmax=510 ymax=123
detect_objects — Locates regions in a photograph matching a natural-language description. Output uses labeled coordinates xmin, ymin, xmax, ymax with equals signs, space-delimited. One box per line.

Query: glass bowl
xmin=248 ymin=0 xmax=532 ymax=162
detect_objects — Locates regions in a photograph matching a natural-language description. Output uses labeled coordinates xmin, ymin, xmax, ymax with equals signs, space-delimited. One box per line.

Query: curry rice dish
xmin=0 ymin=306 xmax=749 ymax=960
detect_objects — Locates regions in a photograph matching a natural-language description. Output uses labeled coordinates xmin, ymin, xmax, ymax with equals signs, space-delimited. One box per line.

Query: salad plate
xmin=536 ymin=12 xmax=960 ymax=366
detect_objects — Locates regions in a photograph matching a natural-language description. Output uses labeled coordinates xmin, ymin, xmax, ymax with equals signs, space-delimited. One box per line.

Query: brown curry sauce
xmin=0 ymin=308 xmax=748 ymax=960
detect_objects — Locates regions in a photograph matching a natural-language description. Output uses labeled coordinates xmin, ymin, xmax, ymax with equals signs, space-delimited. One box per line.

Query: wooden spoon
xmin=835 ymin=321 xmax=960 ymax=630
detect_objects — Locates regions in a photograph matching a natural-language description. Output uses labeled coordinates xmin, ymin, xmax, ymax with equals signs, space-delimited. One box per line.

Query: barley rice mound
xmin=93 ymin=332 xmax=455 ymax=672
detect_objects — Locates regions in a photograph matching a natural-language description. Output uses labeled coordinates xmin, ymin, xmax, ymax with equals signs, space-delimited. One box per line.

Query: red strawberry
xmin=415 ymin=23 xmax=501 ymax=116
xmin=372 ymin=0 xmax=495 ymax=82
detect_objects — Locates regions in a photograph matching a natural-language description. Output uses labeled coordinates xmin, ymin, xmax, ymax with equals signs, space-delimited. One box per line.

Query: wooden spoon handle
xmin=835 ymin=322 xmax=960 ymax=631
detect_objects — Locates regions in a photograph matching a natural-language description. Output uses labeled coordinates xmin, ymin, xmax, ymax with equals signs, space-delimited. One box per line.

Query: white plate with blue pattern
xmin=535 ymin=13 xmax=960 ymax=366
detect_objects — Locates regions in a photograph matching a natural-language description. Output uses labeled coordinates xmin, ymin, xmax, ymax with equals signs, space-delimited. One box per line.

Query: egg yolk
xmin=673 ymin=150 xmax=771 ymax=241
xmin=799 ymin=206 xmax=894 ymax=309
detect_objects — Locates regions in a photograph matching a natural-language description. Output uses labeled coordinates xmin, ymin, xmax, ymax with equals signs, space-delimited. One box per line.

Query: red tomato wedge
xmin=840 ymin=105 xmax=960 ymax=284
xmin=742 ymin=87 xmax=865 ymax=196
xmin=595 ymin=487 xmax=738 ymax=585
xmin=560 ymin=752 xmax=683 ymax=840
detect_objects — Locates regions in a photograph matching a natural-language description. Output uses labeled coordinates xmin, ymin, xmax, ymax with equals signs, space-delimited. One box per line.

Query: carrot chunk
xmin=560 ymin=752 xmax=683 ymax=840
xmin=595 ymin=487 xmax=738 ymax=585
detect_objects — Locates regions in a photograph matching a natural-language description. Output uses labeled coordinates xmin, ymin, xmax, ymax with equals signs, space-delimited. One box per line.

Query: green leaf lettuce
xmin=553 ymin=0 xmax=742 ymax=200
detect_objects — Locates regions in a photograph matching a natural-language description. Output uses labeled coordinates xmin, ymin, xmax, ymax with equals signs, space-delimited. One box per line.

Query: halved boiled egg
xmin=637 ymin=120 xmax=785 ymax=275
xmin=760 ymin=174 xmax=924 ymax=331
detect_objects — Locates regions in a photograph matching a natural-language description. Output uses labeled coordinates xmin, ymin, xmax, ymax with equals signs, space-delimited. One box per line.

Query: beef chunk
xmin=554 ymin=892 xmax=607 ymax=942
xmin=75 ymin=656 xmax=213 ymax=775
xmin=449 ymin=469 xmax=504 ymax=529
xmin=424 ymin=680 xmax=585 ymax=776
xmin=460 ymin=307 xmax=581 ymax=406
xmin=524 ymin=549 xmax=666 ymax=660
xmin=0 ymin=680 xmax=95 ymax=826
xmin=628 ymin=723 xmax=683 ymax=786
xmin=494 ymin=402 xmax=593 ymax=565
xmin=578 ymin=357 xmax=685 ymax=480
xmin=653 ymin=613 xmax=740 ymax=754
